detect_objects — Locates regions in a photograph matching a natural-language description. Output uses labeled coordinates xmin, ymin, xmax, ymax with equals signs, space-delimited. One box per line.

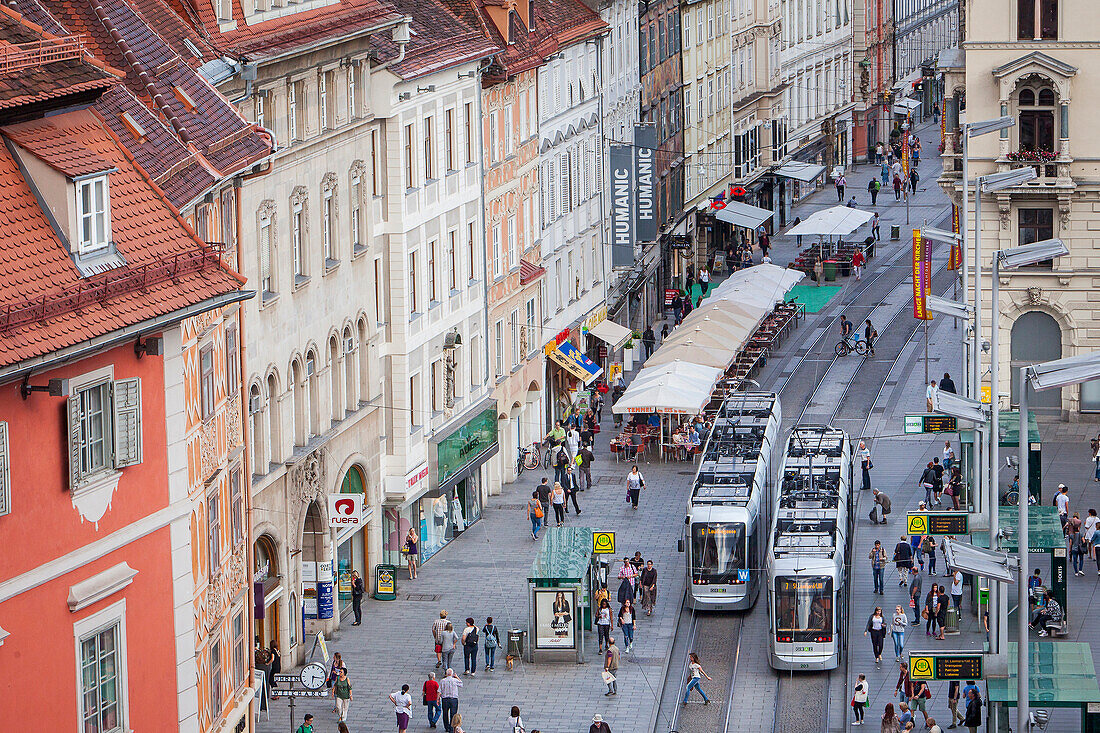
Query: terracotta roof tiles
xmin=368 ymin=0 xmax=500 ymax=80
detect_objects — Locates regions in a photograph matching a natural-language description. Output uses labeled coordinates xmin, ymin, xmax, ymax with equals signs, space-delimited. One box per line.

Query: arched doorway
xmin=336 ymin=466 xmax=368 ymax=620
xmin=301 ymin=501 xmax=333 ymax=621
xmin=1010 ymin=311 xmax=1062 ymax=411
xmin=253 ymin=534 xmax=280 ymax=648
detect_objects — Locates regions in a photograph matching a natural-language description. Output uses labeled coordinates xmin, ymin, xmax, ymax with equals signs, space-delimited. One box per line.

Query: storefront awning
xmin=773 ymin=161 xmax=826 ymax=183
xmin=549 ymin=341 xmax=603 ymax=385
xmin=586 ymin=319 xmax=632 ymax=350
xmin=893 ymin=68 xmax=922 ymax=93
xmin=713 ymin=200 xmax=774 ymax=229
xmin=893 ymin=98 xmax=922 ymax=114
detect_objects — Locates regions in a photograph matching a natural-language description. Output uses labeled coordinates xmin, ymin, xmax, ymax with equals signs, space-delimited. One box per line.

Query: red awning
xmin=519 ymin=259 xmax=546 ymax=285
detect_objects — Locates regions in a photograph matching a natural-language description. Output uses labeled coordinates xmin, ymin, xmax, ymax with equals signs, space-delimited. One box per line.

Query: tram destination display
xmin=908 ymin=651 xmax=984 ymax=680
xmin=903 ymin=414 xmax=959 ymax=434
xmin=906 ymin=512 xmax=969 ymax=536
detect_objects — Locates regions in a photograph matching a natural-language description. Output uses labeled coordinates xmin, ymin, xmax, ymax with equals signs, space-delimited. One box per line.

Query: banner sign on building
xmin=609 ymin=143 xmax=636 ymax=268
xmin=948 ymin=205 xmax=962 ymax=271
xmin=634 ymin=123 xmax=657 ymax=243
xmin=328 ymin=493 xmax=364 ymax=528
xmin=549 ymin=341 xmax=603 ymax=385
xmin=913 ymin=229 xmax=931 ymax=320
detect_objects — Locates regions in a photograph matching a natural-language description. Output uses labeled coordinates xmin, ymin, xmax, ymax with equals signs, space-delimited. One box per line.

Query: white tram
xmin=767 ymin=425 xmax=853 ymax=670
xmin=683 ymin=393 xmax=781 ymax=611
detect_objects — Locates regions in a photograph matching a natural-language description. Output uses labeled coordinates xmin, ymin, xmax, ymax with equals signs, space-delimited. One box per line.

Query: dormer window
xmin=77 ymin=175 xmax=110 ymax=255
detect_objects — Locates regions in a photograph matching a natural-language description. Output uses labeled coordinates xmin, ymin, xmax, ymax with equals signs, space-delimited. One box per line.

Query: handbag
xmin=423 ymin=696 xmax=429 ymax=706
xmin=921 ymin=607 xmax=930 ymax=620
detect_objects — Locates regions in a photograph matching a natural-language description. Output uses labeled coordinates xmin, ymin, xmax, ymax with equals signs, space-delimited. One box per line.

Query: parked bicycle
xmin=835 ymin=334 xmax=868 ymax=357
xmin=516 ymin=442 xmax=542 ymax=474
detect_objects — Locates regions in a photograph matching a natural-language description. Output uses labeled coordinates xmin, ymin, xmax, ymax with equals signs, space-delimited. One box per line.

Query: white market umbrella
xmin=787 ymin=205 xmax=874 ymax=237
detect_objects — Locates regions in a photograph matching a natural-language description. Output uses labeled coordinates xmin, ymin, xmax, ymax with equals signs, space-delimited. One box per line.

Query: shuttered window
xmin=67 ymin=377 xmax=142 ymax=490
xmin=112 ymin=378 xmax=142 ymax=468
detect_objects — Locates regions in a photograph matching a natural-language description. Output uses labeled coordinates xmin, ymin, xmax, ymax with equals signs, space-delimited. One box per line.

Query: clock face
xmin=300 ymin=662 xmax=327 ymax=690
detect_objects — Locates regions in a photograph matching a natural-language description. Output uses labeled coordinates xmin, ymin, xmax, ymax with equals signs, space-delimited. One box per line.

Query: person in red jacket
xmin=852 ymin=248 xmax=866 ymax=281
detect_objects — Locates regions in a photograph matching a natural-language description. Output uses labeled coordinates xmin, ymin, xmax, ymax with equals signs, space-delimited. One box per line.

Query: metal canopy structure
xmin=986 ymin=642 xmax=1100 ymax=707
xmin=970 ymin=505 xmax=1064 ymax=553
xmin=713 ymin=200 xmax=774 ymax=229
xmin=528 ymin=526 xmax=594 ymax=583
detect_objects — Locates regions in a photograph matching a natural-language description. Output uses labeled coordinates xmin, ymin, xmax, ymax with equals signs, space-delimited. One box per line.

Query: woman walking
xmin=527 ymin=490 xmax=543 ymax=540
xmin=859 ymin=440 xmax=873 ymax=492
xmin=618 ymin=599 xmax=636 ymax=652
xmin=865 ymin=607 xmax=888 ymax=664
xmin=853 ymin=673 xmax=869 ymax=725
xmin=923 ymin=535 xmax=938 ymax=576
xmin=596 ymin=598 xmax=612 ymax=653
xmin=439 ymin=621 xmax=458 ymax=672
xmin=482 ymin=616 xmax=500 ymax=671
xmin=389 ymin=684 xmax=412 ymax=733
xmin=890 ymin=605 xmax=908 ymax=661
xmin=551 ymin=481 xmax=566 ymax=526
xmin=681 ymin=652 xmax=712 ymax=706
xmin=405 ymin=528 xmax=419 ymax=579
xmin=625 ymin=465 xmax=646 ymax=510
xmin=882 ymin=703 xmax=901 ymax=733
xmin=461 ymin=618 xmax=479 ymax=676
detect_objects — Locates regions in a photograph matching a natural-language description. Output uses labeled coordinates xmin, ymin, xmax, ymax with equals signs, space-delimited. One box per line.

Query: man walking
xmin=835 ymin=173 xmax=847 ymax=202
xmin=439 ymin=668 xmax=462 ymax=733
xmin=868 ymin=176 xmax=881 ymax=206
xmin=909 ymin=566 xmax=924 ymax=623
xmin=350 ymin=570 xmax=364 ymax=625
xmin=894 ymin=536 xmax=914 ymax=585
xmin=640 ymin=560 xmax=658 ymax=615
xmin=1056 ymin=484 xmax=1070 ymax=527
xmin=869 ymin=540 xmax=888 ymax=594
xmin=642 ymin=326 xmax=656 ymax=358
xmin=951 ymin=569 xmax=964 ymax=612
xmin=872 ymin=211 xmax=881 ymax=241
xmin=577 ymin=443 xmax=594 ymax=491
xmin=295 ymin=714 xmax=315 ymax=733
xmin=537 ymin=477 xmax=553 ymax=518
xmin=553 ymin=445 xmax=570 ymax=487
xmin=564 ymin=464 xmax=582 ymax=514
xmin=604 ymin=637 xmax=620 ymax=695
xmin=432 ymin=611 xmax=450 ymax=668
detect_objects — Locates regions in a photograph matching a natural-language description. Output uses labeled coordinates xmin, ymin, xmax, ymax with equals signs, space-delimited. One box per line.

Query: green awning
xmin=986 ymin=642 xmax=1100 ymax=707
xmin=971 ymin=505 xmax=1063 ymax=551
xmin=959 ymin=410 xmax=1040 ymax=447
xmin=528 ymin=527 xmax=594 ymax=583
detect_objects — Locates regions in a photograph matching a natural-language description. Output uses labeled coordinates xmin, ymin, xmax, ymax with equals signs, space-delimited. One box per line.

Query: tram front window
xmin=690 ymin=523 xmax=745 ymax=584
xmin=775 ymin=576 xmax=833 ymax=641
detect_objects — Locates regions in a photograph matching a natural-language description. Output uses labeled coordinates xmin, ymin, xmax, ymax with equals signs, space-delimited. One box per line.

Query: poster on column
xmin=912 ymin=229 xmax=932 ymax=320
xmin=534 ymin=588 xmax=577 ymax=649
xmin=634 ymin=123 xmax=657 ymax=243
xmin=609 ymin=142 xmax=636 ymax=268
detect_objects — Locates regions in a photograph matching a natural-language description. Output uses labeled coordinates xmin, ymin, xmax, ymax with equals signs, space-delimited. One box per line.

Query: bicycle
xmin=835 ymin=335 xmax=868 ymax=357
xmin=516 ymin=442 xmax=542 ymax=474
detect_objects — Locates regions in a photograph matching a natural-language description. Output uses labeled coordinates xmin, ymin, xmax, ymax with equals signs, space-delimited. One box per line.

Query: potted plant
xmin=1006 ymin=149 xmax=1058 ymax=164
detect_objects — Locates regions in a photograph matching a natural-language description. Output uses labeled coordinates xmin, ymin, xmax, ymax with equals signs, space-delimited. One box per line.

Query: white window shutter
xmin=0 ymin=421 xmax=9 ymax=516
xmin=112 ymin=378 xmax=142 ymax=468
xmin=68 ymin=393 xmax=82 ymax=489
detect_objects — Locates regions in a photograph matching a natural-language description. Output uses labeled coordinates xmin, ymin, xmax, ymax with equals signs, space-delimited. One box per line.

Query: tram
xmin=683 ymin=393 xmax=781 ymax=611
xmin=767 ymin=425 xmax=853 ymax=670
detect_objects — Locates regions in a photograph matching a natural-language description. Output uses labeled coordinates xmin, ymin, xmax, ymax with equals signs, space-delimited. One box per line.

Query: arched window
xmin=1017 ymin=83 xmax=1056 ymax=152
xmin=329 ymin=336 xmax=342 ymax=422
xmin=249 ymin=383 xmax=265 ymax=474
xmin=343 ymin=327 xmax=357 ymax=410
xmin=357 ymin=318 xmax=371 ymax=402
xmin=266 ymin=373 xmax=282 ymax=462
xmin=290 ymin=360 xmax=306 ymax=446
xmin=305 ymin=350 xmax=320 ymax=437
xmin=1010 ymin=311 xmax=1062 ymax=410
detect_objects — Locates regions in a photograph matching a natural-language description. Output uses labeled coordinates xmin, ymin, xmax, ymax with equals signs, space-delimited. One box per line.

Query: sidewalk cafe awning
xmin=548 ymin=341 xmax=603 ymax=385
xmin=893 ymin=98 xmax=922 ymax=115
xmin=712 ymin=263 xmax=805 ymax=300
xmin=773 ymin=161 xmax=826 ymax=183
xmin=611 ymin=362 xmax=723 ymax=415
xmin=787 ymin=205 xmax=875 ymax=237
xmin=713 ymin=200 xmax=774 ymax=229
xmin=586 ymin=319 xmax=632 ymax=350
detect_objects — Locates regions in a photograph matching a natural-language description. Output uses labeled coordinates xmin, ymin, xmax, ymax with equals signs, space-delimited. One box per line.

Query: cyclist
xmin=839 ymin=315 xmax=854 ymax=355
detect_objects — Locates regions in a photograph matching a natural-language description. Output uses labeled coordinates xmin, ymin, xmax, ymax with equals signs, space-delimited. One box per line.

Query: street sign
xmin=908 ymin=651 xmax=983 ymax=680
xmin=270 ymin=689 xmax=328 ymax=698
xmin=593 ymin=532 xmax=616 ymax=554
xmin=906 ymin=512 xmax=969 ymax=536
xmin=903 ymin=414 xmax=959 ymax=434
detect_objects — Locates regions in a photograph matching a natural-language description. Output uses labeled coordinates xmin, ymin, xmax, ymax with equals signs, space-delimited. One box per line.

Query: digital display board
xmin=904 ymin=414 xmax=959 ymax=434
xmin=909 ymin=652 xmax=983 ymax=680
xmin=907 ymin=512 xmax=969 ymax=536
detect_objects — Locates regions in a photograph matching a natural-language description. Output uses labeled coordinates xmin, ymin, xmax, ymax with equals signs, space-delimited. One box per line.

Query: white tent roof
xmin=611 ymin=362 xmax=723 ymax=415
xmin=787 ymin=205 xmax=875 ymax=237
xmin=711 ymin=263 xmax=805 ymax=300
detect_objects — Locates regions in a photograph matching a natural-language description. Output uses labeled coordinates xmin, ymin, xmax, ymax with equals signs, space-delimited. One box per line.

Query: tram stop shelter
xmin=986 ymin=642 xmax=1100 ymax=733
xmin=527 ymin=526 xmax=599 ymax=663
xmin=972 ymin=505 xmax=1068 ymax=622
xmin=958 ymin=410 xmax=1041 ymax=507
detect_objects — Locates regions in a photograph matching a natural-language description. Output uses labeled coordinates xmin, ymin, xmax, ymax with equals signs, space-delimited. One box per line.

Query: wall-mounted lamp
xmin=398 ymin=92 xmax=412 ymax=101
xmin=417 ymin=85 xmax=436 ymax=93
xmin=443 ymin=330 xmax=463 ymax=350
xmin=135 ymin=336 xmax=164 ymax=359
xmin=20 ymin=377 xmax=68 ymax=400
xmin=457 ymin=70 xmax=477 ymax=79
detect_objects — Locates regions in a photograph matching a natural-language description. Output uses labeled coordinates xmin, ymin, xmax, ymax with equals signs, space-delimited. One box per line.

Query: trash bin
xmin=822 ymin=260 xmax=838 ymax=281
xmin=373 ymin=564 xmax=397 ymax=601
xmin=944 ymin=607 xmax=960 ymax=635
xmin=508 ymin=629 xmax=526 ymax=658
xmin=891 ymin=224 xmax=901 ymax=240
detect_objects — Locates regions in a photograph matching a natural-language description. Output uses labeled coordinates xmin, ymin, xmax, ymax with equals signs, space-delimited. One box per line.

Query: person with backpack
xmin=527 ymin=490 xmax=543 ymax=540
xmin=868 ymin=177 xmax=881 ymax=206
xmin=461 ymin=618 xmax=479 ymax=675
xmin=482 ymin=616 xmax=501 ymax=671
xmin=922 ymin=535 xmax=938 ymax=575
xmin=920 ymin=462 xmax=938 ymax=507
xmin=852 ymin=672 xmax=869 ymax=724
xmin=894 ymin=535 xmax=914 ymax=584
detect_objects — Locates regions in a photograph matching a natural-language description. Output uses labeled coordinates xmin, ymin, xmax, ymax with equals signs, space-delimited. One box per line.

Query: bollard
xmin=890 ymin=224 xmax=901 ymax=240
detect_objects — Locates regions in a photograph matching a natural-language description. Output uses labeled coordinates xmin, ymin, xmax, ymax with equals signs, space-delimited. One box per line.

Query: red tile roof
xmin=5 ymin=124 xmax=114 ymax=176
xmin=519 ymin=259 xmax=545 ymax=284
xmin=0 ymin=108 xmax=246 ymax=368
xmin=367 ymin=0 xmax=500 ymax=79
xmin=0 ymin=7 xmax=123 ymax=111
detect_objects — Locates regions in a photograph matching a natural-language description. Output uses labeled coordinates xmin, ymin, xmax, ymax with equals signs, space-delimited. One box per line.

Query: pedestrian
xmin=596 ymin=597 xmax=612 ymax=652
xmin=440 ymin=621 xmax=458 ymax=672
xmin=946 ymin=466 xmax=962 ymax=510
xmin=327 ymin=651 xmax=345 ymax=691
xmin=876 ymin=142 xmax=885 ymax=163
xmin=872 ymin=489 xmax=891 ymax=524
xmin=911 ymin=530 xmax=925 ymax=571
xmin=882 ymin=703 xmax=901 ymax=733
xmin=389 ymin=684 xmax=413 ymax=733
xmin=946 ymin=680 xmax=964 ymax=729
xmin=908 ymin=567 xmax=923 ymax=623
xmin=760 ymin=230 xmax=771 ymax=258
xmin=1056 ymin=483 xmax=1070 ymax=527
xmin=836 ymin=173 xmax=847 ymax=201
xmin=553 ymin=443 xmax=570 ymax=486
xmin=577 ymin=444 xmax=594 ymax=491
xmin=865 ymin=320 xmax=877 ymax=357
xmin=642 ymin=326 xmax=656 ymax=358
xmin=679 ymin=651 xmax=712 ymax=705
xmin=1087 ymin=508 xmax=1100 ymax=560
xmin=550 ymin=481 xmax=566 ymax=526
xmin=439 ymin=668 xmax=462 ymax=733
xmin=929 ymin=717 xmax=942 ymax=733
xmin=604 ymin=636 xmax=620 ymax=695
xmin=477 ymin=616 xmax=500 ymax=672
xmin=566 ymin=424 xmax=581 ymax=461
xmin=295 ymin=714 xmax=315 ymax=733
xmin=593 ymin=390 xmax=604 ymax=422
xmin=617 ymin=557 xmax=638 ymax=605
xmin=562 ymin=465 xmax=582 ymax=514
xmin=331 ymin=666 xmax=353 ymax=723
xmin=852 ymin=247 xmax=866 ymax=280
xmin=792 ymin=216 xmax=804 ymax=247
xmin=951 ymin=569 xmax=964 ymax=611
xmin=618 ymin=598 xmax=637 ymax=652
xmin=626 ymin=464 xmax=645 ymax=510
xmin=699 ymin=267 xmax=710 ymax=295
xmin=931 ymin=457 xmax=945 ymax=506
xmin=964 ymin=688 xmax=982 ymax=733
xmin=424 ymin=673 xmax=441 ymax=729
xmin=923 ymin=585 xmax=938 ymax=637
xmin=266 ymin=639 xmax=281 ymax=690
xmin=860 ymin=440 xmax=873 ymax=492
xmin=590 ymin=713 xmax=612 ymax=733
xmin=880 ymin=160 xmax=890 ymax=186
xmin=869 ymin=540 xmax=888 ymax=593
xmin=868 ymin=177 xmax=881 ymax=206
xmin=451 ymin=712 xmax=466 ymax=733
xmin=848 ymin=195 xmax=859 ymax=208
xmin=432 ymin=611 xmax=449 ymax=668
xmin=920 ymin=462 xmax=938 ymax=507
xmin=899 ymin=703 xmax=913 ymax=729
xmin=853 ymin=673 xmax=870 ymax=725
xmin=934 ymin=586 xmax=949 ymax=640
xmin=349 ymin=570 xmax=365 ymax=625
xmin=922 ymin=535 xmax=938 ymax=575
xmin=894 ymin=535 xmax=914 ymax=584
xmin=909 ymin=168 xmax=919 ymax=193
xmin=890 ymin=605 xmax=908 ymax=660
xmin=895 ymin=662 xmax=914 ymax=706
xmin=405 ymin=528 xmax=419 ymax=579
xmin=461 ymin=618 xmax=479 ymax=675
xmin=865 ymin=606 xmax=888 ymax=663
xmin=527 ymin=490 xmax=544 ymax=540
xmin=939 ymin=372 xmax=956 ymax=394
xmin=640 ymin=559 xmax=658 ymax=615
xmin=505 ymin=705 xmax=526 ymax=733
xmin=926 ymin=380 xmax=937 ymax=411
xmin=942 ymin=441 xmax=955 ymax=472
xmin=893 ymin=173 xmax=903 ymax=200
